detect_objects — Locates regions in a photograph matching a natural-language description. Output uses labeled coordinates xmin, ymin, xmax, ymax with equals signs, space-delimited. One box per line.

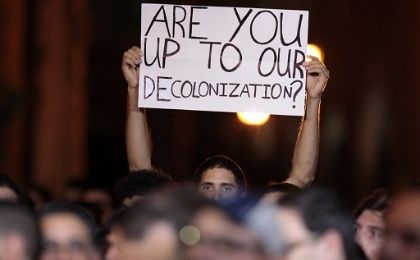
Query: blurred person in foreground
xmin=0 ymin=201 xmax=39 ymax=260
xmin=106 ymin=185 xmax=264 ymax=260
xmin=39 ymin=202 xmax=100 ymax=260
xmin=277 ymin=187 xmax=358 ymax=260
xmin=354 ymin=189 xmax=388 ymax=260
xmin=121 ymin=46 xmax=330 ymax=203
xmin=381 ymin=182 xmax=420 ymax=260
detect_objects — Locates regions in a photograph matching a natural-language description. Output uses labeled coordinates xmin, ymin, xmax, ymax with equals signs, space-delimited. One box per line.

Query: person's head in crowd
xmin=0 ymin=201 xmax=39 ymax=260
xmin=62 ymin=180 xmax=86 ymax=203
xmin=106 ymin=185 xmax=197 ymax=260
xmin=354 ymin=189 xmax=388 ymax=260
xmin=28 ymin=185 xmax=51 ymax=210
xmin=0 ymin=174 xmax=27 ymax=204
xmin=277 ymin=187 xmax=357 ymax=260
xmin=261 ymin=182 xmax=301 ymax=203
xmin=184 ymin=199 xmax=263 ymax=260
xmin=192 ymin=155 xmax=247 ymax=203
xmin=244 ymin=201 xmax=285 ymax=259
xmin=39 ymin=202 xmax=99 ymax=260
xmin=82 ymin=185 xmax=114 ymax=224
xmin=113 ymin=169 xmax=174 ymax=207
xmin=381 ymin=181 xmax=420 ymax=260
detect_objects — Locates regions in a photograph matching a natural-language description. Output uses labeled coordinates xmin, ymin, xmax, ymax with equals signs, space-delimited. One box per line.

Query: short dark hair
xmin=0 ymin=201 xmax=40 ymax=259
xmin=354 ymin=189 xmax=389 ymax=219
xmin=279 ymin=187 xmax=357 ymax=260
xmin=192 ymin=155 xmax=247 ymax=192
xmin=111 ymin=185 xmax=211 ymax=241
xmin=113 ymin=169 xmax=174 ymax=202
xmin=39 ymin=202 xmax=96 ymax=238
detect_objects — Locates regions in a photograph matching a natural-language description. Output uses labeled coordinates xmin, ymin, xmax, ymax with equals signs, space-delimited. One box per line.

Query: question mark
xmin=291 ymin=80 xmax=303 ymax=108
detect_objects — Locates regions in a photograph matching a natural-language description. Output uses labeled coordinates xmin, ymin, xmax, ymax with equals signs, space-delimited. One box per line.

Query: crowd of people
xmin=0 ymin=47 xmax=418 ymax=260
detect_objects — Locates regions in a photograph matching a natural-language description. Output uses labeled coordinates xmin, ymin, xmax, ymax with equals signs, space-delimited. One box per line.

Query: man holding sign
xmin=122 ymin=4 xmax=329 ymax=202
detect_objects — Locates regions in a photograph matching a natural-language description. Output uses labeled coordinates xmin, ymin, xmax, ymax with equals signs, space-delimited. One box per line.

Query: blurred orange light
xmin=237 ymin=112 xmax=270 ymax=126
xmin=307 ymin=44 xmax=324 ymax=62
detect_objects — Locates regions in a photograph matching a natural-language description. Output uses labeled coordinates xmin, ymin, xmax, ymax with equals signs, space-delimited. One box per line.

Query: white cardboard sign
xmin=139 ymin=3 xmax=308 ymax=116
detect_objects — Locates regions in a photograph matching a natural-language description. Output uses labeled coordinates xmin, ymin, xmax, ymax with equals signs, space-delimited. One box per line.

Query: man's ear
xmin=318 ymin=229 xmax=346 ymax=260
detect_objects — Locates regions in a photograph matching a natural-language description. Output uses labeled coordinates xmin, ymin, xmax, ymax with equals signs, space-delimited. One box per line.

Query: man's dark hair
xmin=113 ymin=169 xmax=174 ymax=202
xmin=39 ymin=202 xmax=97 ymax=238
xmin=192 ymin=155 xmax=247 ymax=192
xmin=111 ymin=185 xmax=214 ymax=241
xmin=0 ymin=201 xmax=40 ymax=260
xmin=279 ymin=187 xmax=357 ymax=260
xmin=354 ymin=189 xmax=389 ymax=219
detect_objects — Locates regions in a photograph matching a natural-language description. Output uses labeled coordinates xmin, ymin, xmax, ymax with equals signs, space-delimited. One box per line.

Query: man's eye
xmin=372 ymin=230 xmax=384 ymax=239
xmin=223 ymin=186 xmax=234 ymax=192
xmin=202 ymin=185 xmax=213 ymax=191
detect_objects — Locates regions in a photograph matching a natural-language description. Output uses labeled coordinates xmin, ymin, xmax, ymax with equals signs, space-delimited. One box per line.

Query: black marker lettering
xmin=143 ymin=76 xmax=155 ymax=99
xmin=271 ymin=83 xmax=282 ymax=99
xmin=229 ymin=83 xmax=240 ymax=97
xmin=143 ymin=38 xmax=162 ymax=68
xmin=162 ymin=38 xmax=180 ymax=68
xmin=220 ymin=83 xmax=228 ymax=97
xmin=172 ymin=6 xmax=186 ymax=38
xmin=189 ymin=6 xmax=208 ymax=40
xmin=200 ymin=41 xmax=222 ymax=69
xmin=145 ymin=5 xmax=171 ymax=37
xmin=230 ymin=8 xmax=253 ymax=42
xmin=277 ymin=48 xmax=292 ymax=77
xmin=262 ymin=84 xmax=271 ymax=99
xmin=279 ymin=13 xmax=303 ymax=47
xmin=240 ymin=84 xmax=250 ymax=98
xmin=250 ymin=10 xmax=278 ymax=44
xmin=258 ymin=47 xmax=276 ymax=77
xmin=220 ymin=43 xmax=242 ymax=72
xmin=156 ymin=76 xmax=171 ymax=101
xmin=171 ymin=80 xmax=181 ymax=98
xmin=293 ymin=49 xmax=305 ymax=78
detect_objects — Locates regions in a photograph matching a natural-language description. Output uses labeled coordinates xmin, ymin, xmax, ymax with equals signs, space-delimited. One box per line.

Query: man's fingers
xmin=132 ymin=46 xmax=142 ymax=55
xmin=123 ymin=53 xmax=138 ymax=69
xmin=127 ymin=49 xmax=141 ymax=64
xmin=306 ymin=55 xmax=319 ymax=60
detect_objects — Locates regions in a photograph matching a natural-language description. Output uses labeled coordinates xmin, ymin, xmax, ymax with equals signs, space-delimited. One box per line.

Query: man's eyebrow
xmin=221 ymin=183 xmax=237 ymax=187
xmin=368 ymin=226 xmax=385 ymax=231
xmin=200 ymin=182 xmax=215 ymax=186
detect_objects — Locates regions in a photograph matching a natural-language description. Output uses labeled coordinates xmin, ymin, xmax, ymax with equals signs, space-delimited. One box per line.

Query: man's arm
xmin=284 ymin=56 xmax=329 ymax=188
xmin=122 ymin=46 xmax=152 ymax=171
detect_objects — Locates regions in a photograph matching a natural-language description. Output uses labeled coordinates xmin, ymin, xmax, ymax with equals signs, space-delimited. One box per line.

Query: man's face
xmin=40 ymin=213 xmax=98 ymax=260
xmin=382 ymin=193 xmax=420 ymax=260
xmin=355 ymin=209 xmax=385 ymax=260
xmin=106 ymin=222 xmax=178 ymax=260
xmin=198 ymin=167 xmax=239 ymax=202
xmin=0 ymin=186 xmax=18 ymax=202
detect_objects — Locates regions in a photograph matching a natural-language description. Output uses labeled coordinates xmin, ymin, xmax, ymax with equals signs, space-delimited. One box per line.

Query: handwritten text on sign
xmin=139 ymin=4 xmax=308 ymax=116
